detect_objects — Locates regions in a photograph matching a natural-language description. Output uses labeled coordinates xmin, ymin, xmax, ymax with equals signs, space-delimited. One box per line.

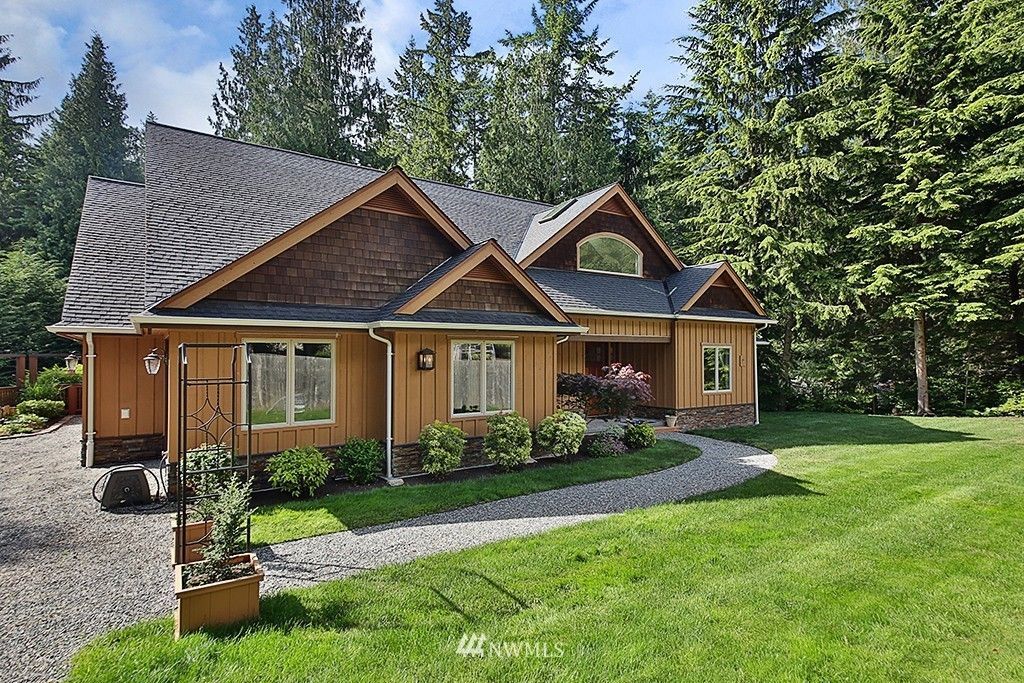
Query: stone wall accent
xmin=89 ymin=433 xmax=166 ymax=467
xmin=213 ymin=207 xmax=458 ymax=307
xmin=530 ymin=211 xmax=675 ymax=279
xmin=673 ymin=403 xmax=756 ymax=430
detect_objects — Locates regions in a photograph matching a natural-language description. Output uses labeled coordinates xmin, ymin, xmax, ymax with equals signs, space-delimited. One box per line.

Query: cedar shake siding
xmin=531 ymin=211 xmax=676 ymax=279
xmin=693 ymin=282 xmax=758 ymax=311
xmin=424 ymin=279 xmax=543 ymax=314
xmin=212 ymin=207 xmax=459 ymax=307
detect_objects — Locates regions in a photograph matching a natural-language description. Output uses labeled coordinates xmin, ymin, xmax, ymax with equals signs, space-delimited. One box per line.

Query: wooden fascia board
xmin=159 ymin=169 xmax=471 ymax=310
xmin=680 ymin=262 xmax=767 ymax=316
xmin=396 ymin=242 xmax=573 ymax=323
xmin=519 ymin=184 xmax=683 ymax=271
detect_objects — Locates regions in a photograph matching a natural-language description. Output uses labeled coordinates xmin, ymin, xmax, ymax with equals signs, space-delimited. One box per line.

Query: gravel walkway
xmin=259 ymin=433 xmax=776 ymax=593
xmin=0 ymin=419 xmax=174 ymax=683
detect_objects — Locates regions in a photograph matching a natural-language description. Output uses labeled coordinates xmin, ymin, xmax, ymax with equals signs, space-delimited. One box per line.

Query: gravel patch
xmin=0 ymin=419 xmax=174 ymax=682
xmin=259 ymin=433 xmax=776 ymax=592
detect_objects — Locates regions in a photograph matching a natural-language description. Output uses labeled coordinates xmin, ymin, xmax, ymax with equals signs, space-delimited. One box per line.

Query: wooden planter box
xmin=174 ymin=553 xmax=263 ymax=638
xmin=172 ymin=519 xmax=214 ymax=565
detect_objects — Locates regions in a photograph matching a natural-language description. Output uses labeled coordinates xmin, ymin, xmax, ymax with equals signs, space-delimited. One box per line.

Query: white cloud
xmin=121 ymin=60 xmax=222 ymax=130
xmin=364 ymin=0 xmax=425 ymax=84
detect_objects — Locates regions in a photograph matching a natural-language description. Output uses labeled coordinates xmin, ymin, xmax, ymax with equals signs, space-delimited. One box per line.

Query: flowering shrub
xmin=557 ymin=364 xmax=653 ymax=418
xmin=419 ymin=421 xmax=466 ymax=475
xmin=586 ymin=424 xmax=628 ymax=457
xmin=623 ymin=421 xmax=658 ymax=450
xmin=484 ymin=411 xmax=533 ymax=468
xmin=536 ymin=410 xmax=587 ymax=456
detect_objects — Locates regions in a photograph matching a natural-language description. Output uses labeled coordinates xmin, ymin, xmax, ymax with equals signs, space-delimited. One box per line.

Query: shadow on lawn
xmin=700 ymin=412 xmax=983 ymax=451
xmin=689 ymin=469 xmax=822 ymax=503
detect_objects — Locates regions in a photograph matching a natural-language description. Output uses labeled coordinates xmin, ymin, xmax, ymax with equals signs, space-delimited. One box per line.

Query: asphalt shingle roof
xmin=58 ymin=177 xmax=146 ymax=329
xmin=60 ymin=124 xmax=770 ymax=329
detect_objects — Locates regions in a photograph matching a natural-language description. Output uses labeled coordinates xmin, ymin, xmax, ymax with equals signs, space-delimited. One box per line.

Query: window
xmin=451 ymin=341 xmax=514 ymax=416
xmin=703 ymin=346 xmax=731 ymax=392
xmin=246 ymin=340 xmax=334 ymax=427
xmin=577 ymin=233 xmax=642 ymax=276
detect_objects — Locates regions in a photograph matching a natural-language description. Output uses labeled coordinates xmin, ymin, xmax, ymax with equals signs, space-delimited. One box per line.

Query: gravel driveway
xmin=259 ymin=433 xmax=776 ymax=593
xmin=0 ymin=419 xmax=174 ymax=683
xmin=0 ymin=425 xmax=773 ymax=682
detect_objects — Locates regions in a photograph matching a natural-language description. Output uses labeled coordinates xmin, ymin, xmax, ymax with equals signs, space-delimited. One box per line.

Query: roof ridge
xmin=87 ymin=175 xmax=144 ymax=187
xmin=147 ymin=121 xmax=554 ymax=209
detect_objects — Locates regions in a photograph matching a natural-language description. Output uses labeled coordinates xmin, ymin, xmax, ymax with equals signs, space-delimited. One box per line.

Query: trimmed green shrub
xmin=16 ymin=399 xmax=65 ymax=420
xmin=19 ymin=365 xmax=82 ymax=402
xmin=419 ymin=421 xmax=466 ymax=475
xmin=337 ymin=437 xmax=384 ymax=484
xmin=623 ymin=422 xmax=658 ymax=450
xmin=0 ymin=413 xmax=48 ymax=436
xmin=587 ymin=425 xmax=628 ymax=457
xmin=536 ymin=409 xmax=587 ymax=457
xmin=267 ymin=446 xmax=333 ymax=497
xmin=484 ymin=411 xmax=532 ymax=468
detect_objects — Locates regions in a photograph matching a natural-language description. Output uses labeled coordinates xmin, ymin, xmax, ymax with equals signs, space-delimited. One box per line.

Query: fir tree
xmin=0 ymin=35 xmax=44 ymax=249
xmin=210 ymin=6 xmax=270 ymax=140
xmin=654 ymin=0 xmax=847 ymax=388
xmin=381 ymin=0 xmax=490 ymax=184
xmin=476 ymin=0 xmax=633 ymax=202
xmin=27 ymin=35 xmax=140 ymax=271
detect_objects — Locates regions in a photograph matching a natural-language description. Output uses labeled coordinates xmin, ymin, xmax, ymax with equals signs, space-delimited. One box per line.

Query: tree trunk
xmin=1010 ymin=262 xmax=1024 ymax=380
xmin=914 ymin=310 xmax=931 ymax=416
xmin=781 ymin=314 xmax=795 ymax=385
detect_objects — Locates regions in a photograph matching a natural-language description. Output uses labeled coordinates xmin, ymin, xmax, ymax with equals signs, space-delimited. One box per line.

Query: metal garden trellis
xmin=175 ymin=342 xmax=253 ymax=565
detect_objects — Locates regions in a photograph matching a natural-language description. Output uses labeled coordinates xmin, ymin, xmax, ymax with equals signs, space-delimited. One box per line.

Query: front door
xmin=584 ymin=342 xmax=617 ymax=376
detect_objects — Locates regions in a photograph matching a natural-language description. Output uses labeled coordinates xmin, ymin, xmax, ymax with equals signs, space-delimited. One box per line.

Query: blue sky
xmin=2 ymin=0 xmax=694 ymax=133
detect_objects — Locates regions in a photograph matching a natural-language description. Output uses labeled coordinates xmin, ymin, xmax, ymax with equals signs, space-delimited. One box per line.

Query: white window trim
xmin=576 ymin=231 xmax=644 ymax=278
xmin=243 ymin=339 xmax=336 ymax=429
xmin=450 ymin=339 xmax=516 ymax=418
xmin=702 ymin=344 xmax=733 ymax=394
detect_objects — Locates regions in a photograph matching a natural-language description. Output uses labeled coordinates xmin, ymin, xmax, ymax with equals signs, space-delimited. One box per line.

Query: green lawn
xmin=251 ymin=439 xmax=699 ymax=545
xmin=72 ymin=413 xmax=1024 ymax=682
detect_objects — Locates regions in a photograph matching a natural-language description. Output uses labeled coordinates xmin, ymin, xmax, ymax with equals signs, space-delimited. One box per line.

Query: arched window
xmin=577 ymin=233 xmax=643 ymax=276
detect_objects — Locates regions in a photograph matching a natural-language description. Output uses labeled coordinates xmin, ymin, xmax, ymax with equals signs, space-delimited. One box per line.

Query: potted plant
xmin=665 ymin=414 xmax=678 ymax=428
xmin=174 ymin=477 xmax=263 ymax=638
xmin=173 ymin=443 xmax=231 ymax=564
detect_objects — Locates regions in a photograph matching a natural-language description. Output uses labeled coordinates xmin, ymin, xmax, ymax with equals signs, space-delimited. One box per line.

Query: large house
xmin=50 ymin=123 xmax=773 ymax=479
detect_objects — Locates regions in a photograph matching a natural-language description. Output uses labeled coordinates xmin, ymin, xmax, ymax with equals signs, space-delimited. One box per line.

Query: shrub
xmin=185 ymin=443 xmax=234 ymax=519
xmin=598 ymin=364 xmax=654 ymax=416
xmin=19 ymin=365 xmax=81 ymax=402
xmin=623 ymin=422 xmax=658 ymax=450
xmin=267 ymin=446 xmax=332 ymax=497
xmin=985 ymin=380 xmax=1024 ymax=416
xmin=336 ymin=437 xmax=384 ymax=484
xmin=418 ymin=421 xmax=466 ymax=475
xmin=186 ymin=477 xmax=253 ymax=587
xmin=586 ymin=425 xmax=628 ymax=457
xmin=16 ymin=399 xmax=65 ymax=420
xmin=536 ymin=410 xmax=587 ymax=457
xmin=484 ymin=411 xmax=532 ymax=468
xmin=0 ymin=413 xmax=48 ymax=436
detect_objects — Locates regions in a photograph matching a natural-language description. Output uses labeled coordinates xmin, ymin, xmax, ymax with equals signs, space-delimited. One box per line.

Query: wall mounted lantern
xmin=417 ymin=348 xmax=436 ymax=371
xmin=142 ymin=348 xmax=166 ymax=376
xmin=64 ymin=352 xmax=80 ymax=372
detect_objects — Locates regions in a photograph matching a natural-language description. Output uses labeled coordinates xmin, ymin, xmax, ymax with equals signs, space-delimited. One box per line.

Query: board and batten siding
xmin=90 ymin=333 xmax=167 ymax=439
xmin=391 ymin=331 xmax=557 ymax=443
xmin=673 ymin=320 xmax=755 ymax=408
xmin=163 ymin=328 xmax=386 ymax=460
xmin=557 ymin=315 xmax=757 ymax=410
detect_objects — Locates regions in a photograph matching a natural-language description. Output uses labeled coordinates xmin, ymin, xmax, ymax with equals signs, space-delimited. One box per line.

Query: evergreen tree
xmin=27 ymin=35 xmax=140 ymax=271
xmin=476 ymin=0 xmax=633 ymax=202
xmin=212 ymin=0 xmax=385 ymax=164
xmin=0 ymin=249 xmax=66 ymax=353
xmin=617 ymin=91 xmax=664 ymax=203
xmin=0 ymin=35 xmax=44 ymax=249
xmin=654 ymin=0 xmax=846 ymax=389
xmin=381 ymin=0 xmax=490 ymax=184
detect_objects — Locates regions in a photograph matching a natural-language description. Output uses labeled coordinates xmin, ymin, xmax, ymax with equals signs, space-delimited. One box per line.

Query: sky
xmin=1 ymin=0 xmax=693 ymax=133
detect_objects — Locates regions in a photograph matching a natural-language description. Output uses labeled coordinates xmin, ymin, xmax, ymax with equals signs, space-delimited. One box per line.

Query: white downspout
xmin=753 ymin=323 xmax=768 ymax=426
xmin=85 ymin=332 xmax=96 ymax=466
xmin=556 ymin=335 xmax=570 ymax=345
xmin=367 ymin=328 xmax=396 ymax=483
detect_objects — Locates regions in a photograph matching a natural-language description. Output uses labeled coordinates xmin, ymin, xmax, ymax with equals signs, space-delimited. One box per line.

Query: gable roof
xmin=56 ymin=177 xmax=146 ymax=330
xmin=675 ymin=261 xmax=767 ymax=316
xmin=516 ymin=184 xmax=684 ymax=271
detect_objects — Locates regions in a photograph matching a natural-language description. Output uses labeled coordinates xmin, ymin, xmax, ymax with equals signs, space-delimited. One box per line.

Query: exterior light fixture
xmin=143 ymin=348 xmax=165 ymax=376
xmin=417 ymin=347 xmax=436 ymax=371
xmin=64 ymin=352 xmax=80 ymax=372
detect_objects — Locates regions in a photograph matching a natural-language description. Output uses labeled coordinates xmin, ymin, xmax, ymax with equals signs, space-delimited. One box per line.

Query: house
xmin=48 ymin=123 xmax=774 ymax=479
